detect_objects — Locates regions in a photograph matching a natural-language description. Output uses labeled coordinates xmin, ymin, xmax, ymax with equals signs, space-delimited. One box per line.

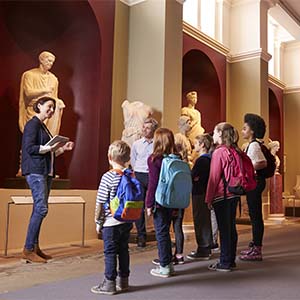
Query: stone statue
xmin=121 ymin=100 xmax=153 ymax=147
xmin=181 ymin=91 xmax=205 ymax=144
xmin=19 ymin=51 xmax=65 ymax=136
xmin=268 ymin=140 xmax=280 ymax=174
xmin=174 ymin=116 xmax=192 ymax=167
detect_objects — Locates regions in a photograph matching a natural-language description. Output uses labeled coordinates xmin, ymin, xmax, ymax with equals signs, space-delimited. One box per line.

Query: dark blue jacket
xmin=21 ymin=116 xmax=54 ymax=176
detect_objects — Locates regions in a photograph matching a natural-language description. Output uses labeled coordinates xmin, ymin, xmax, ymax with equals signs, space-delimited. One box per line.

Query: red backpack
xmin=222 ymin=146 xmax=257 ymax=195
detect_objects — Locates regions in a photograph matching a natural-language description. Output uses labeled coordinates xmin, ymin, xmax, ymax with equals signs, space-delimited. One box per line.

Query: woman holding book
xmin=21 ymin=96 xmax=74 ymax=263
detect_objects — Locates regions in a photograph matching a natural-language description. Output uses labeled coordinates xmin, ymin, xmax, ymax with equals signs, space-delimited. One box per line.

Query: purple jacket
xmin=145 ymin=155 xmax=163 ymax=208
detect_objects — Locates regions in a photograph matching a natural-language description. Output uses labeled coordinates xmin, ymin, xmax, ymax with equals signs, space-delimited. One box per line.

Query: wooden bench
xmin=4 ymin=196 xmax=86 ymax=256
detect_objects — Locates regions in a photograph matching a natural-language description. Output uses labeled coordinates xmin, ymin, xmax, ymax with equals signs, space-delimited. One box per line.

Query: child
xmin=187 ymin=133 xmax=214 ymax=260
xmin=240 ymin=113 xmax=267 ymax=261
xmin=205 ymin=122 xmax=241 ymax=272
xmin=146 ymin=128 xmax=178 ymax=278
xmin=91 ymin=140 xmax=133 ymax=295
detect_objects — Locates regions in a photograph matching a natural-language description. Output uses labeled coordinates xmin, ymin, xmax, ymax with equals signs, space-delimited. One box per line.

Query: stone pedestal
xmin=270 ymin=173 xmax=283 ymax=214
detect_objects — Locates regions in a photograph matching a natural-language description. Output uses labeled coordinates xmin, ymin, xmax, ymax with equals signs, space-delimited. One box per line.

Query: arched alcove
xmin=0 ymin=1 xmax=114 ymax=189
xmin=182 ymin=49 xmax=221 ymax=134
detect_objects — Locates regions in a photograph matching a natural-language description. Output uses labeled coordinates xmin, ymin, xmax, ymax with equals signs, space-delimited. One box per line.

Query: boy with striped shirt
xmin=91 ymin=140 xmax=133 ymax=295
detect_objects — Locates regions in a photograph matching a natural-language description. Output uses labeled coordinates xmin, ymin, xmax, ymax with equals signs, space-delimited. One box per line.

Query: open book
xmin=45 ymin=135 xmax=70 ymax=147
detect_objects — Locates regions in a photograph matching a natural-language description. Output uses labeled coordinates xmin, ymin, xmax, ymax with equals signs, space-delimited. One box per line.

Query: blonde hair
xmin=108 ymin=140 xmax=130 ymax=164
xmin=195 ymin=133 xmax=213 ymax=153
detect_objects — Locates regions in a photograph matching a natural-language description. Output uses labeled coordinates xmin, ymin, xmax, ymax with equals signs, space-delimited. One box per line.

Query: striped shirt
xmin=96 ymin=170 xmax=124 ymax=227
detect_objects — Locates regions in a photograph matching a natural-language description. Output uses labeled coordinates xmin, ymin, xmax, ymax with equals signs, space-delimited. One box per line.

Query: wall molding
xmin=227 ymin=48 xmax=272 ymax=63
xmin=119 ymin=0 xmax=145 ymax=6
xmin=284 ymin=86 xmax=300 ymax=94
xmin=268 ymin=74 xmax=286 ymax=90
xmin=183 ymin=22 xmax=230 ymax=56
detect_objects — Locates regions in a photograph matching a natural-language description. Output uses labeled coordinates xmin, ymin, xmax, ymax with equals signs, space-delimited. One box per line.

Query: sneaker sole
xmin=90 ymin=287 xmax=116 ymax=295
xmin=239 ymin=256 xmax=263 ymax=261
xmin=186 ymin=255 xmax=211 ymax=261
xmin=150 ymin=269 xmax=171 ymax=278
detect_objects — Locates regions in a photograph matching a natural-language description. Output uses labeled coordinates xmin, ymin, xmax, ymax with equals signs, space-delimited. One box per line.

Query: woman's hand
xmin=62 ymin=141 xmax=74 ymax=151
xmin=207 ymin=203 xmax=213 ymax=210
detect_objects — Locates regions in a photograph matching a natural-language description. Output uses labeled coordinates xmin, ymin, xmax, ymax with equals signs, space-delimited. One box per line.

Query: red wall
xmin=269 ymin=82 xmax=284 ymax=173
xmin=0 ymin=1 xmax=115 ymax=189
xmin=183 ymin=33 xmax=226 ymax=133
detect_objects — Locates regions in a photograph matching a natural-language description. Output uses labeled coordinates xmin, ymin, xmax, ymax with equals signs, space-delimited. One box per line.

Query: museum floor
xmin=0 ymin=220 xmax=299 ymax=300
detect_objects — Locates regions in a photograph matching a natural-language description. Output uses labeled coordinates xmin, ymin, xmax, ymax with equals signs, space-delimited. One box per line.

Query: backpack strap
xmin=110 ymin=168 xmax=124 ymax=176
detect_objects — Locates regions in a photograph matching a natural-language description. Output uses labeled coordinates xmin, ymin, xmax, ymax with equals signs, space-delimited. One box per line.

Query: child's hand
xmin=96 ymin=224 xmax=102 ymax=233
xmin=207 ymin=203 xmax=213 ymax=210
xmin=146 ymin=207 xmax=153 ymax=217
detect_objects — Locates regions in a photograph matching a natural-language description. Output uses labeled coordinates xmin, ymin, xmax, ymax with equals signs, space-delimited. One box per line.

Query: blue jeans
xmin=153 ymin=206 xmax=172 ymax=267
xmin=25 ymin=174 xmax=52 ymax=250
xmin=246 ymin=176 xmax=266 ymax=246
xmin=213 ymin=197 xmax=239 ymax=268
xmin=102 ymin=223 xmax=133 ymax=281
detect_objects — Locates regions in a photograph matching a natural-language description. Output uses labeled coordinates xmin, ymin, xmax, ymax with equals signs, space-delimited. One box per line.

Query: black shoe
xmin=186 ymin=252 xmax=211 ymax=261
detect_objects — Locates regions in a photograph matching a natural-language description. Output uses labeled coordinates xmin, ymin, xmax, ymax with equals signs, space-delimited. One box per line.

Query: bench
xmin=4 ymin=196 xmax=86 ymax=256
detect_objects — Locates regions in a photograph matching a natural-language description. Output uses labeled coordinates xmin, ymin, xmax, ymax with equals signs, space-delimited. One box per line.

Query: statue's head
xmin=178 ymin=115 xmax=191 ymax=134
xmin=39 ymin=51 xmax=56 ymax=71
xmin=186 ymin=91 xmax=197 ymax=106
xmin=268 ymin=140 xmax=280 ymax=154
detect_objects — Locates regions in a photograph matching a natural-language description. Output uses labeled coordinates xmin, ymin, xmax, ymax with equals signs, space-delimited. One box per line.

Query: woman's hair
xmin=215 ymin=122 xmax=240 ymax=149
xmin=244 ymin=113 xmax=266 ymax=139
xmin=195 ymin=133 xmax=213 ymax=153
xmin=108 ymin=140 xmax=131 ymax=164
xmin=152 ymin=128 xmax=176 ymax=159
xmin=33 ymin=97 xmax=56 ymax=113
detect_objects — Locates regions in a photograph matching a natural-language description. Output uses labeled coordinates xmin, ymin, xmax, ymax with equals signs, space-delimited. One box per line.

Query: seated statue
xmin=181 ymin=91 xmax=205 ymax=144
xmin=121 ymin=100 xmax=153 ymax=147
xmin=268 ymin=140 xmax=280 ymax=174
xmin=19 ymin=51 xmax=65 ymax=136
xmin=174 ymin=116 xmax=192 ymax=167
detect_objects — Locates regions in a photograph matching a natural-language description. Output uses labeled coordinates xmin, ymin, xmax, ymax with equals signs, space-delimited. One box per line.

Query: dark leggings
xmin=246 ymin=176 xmax=266 ymax=247
xmin=171 ymin=209 xmax=185 ymax=255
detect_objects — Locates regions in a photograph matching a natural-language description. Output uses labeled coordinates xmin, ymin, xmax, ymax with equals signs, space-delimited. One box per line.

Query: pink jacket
xmin=205 ymin=145 xmax=235 ymax=205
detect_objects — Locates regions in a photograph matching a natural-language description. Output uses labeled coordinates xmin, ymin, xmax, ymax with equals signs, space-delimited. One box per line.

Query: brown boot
xmin=22 ymin=248 xmax=46 ymax=263
xmin=34 ymin=245 xmax=53 ymax=260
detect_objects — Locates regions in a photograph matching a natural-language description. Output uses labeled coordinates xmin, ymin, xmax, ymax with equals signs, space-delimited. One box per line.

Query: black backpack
xmin=250 ymin=140 xmax=276 ymax=178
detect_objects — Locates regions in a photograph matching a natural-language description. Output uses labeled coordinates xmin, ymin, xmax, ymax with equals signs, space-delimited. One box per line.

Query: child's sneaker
xmin=150 ymin=263 xmax=174 ymax=278
xmin=240 ymin=241 xmax=254 ymax=255
xmin=174 ymin=256 xmax=184 ymax=265
xmin=208 ymin=261 xmax=231 ymax=272
xmin=186 ymin=252 xmax=211 ymax=261
xmin=152 ymin=258 xmax=160 ymax=266
xmin=116 ymin=276 xmax=129 ymax=292
xmin=240 ymin=246 xmax=262 ymax=261
xmin=91 ymin=278 xmax=116 ymax=295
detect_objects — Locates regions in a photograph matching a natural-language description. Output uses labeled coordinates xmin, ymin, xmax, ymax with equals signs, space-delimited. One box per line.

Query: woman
xmin=21 ymin=96 xmax=74 ymax=263
xmin=240 ymin=113 xmax=267 ymax=261
xmin=205 ymin=122 xmax=240 ymax=272
xmin=146 ymin=128 xmax=177 ymax=278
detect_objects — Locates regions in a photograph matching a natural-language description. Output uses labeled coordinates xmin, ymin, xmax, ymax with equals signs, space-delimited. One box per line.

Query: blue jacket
xmin=21 ymin=116 xmax=54 ymax=176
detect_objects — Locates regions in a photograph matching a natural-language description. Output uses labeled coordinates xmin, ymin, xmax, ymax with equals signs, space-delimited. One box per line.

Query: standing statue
xmin=19 ymin=51 xmax=65 ymax=136
xmin=268 ymin=140 xmax=280 ymax=174
xmin=121 ymin=100 xmax=153 ymax=147
xmin=174 ymin=115 xmax=193 ymax=167
xmin=181 ymin=91 xmax=205 ymax=144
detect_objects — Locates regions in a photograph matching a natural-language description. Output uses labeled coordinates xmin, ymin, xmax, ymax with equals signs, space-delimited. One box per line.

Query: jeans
xmin=192 ymin=194 xmax=213 ymax=254
xmin=171 ymin=209 xmax=185 ymax=255
xmin=153 ymin=206 xmax=172 ymax=267
xmin=134 ymin=172 xmax=148 ymax=241
xmin=25 ymin=174 xmax=52 ymax=250
xmin=102 ymin=223 xmax=133 ymax=281
xmin=211 ymin=209 xmax=219 ymax=246
xmin=246 ymin=176 xmax=266 ymax=247
xmin=213 ymin=197 xmax=239 ymax=268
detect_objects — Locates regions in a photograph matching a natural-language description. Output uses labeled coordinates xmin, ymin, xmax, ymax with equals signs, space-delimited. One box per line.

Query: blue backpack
xmin=109 ymin=169 xmax=144 ymax=222
xmin=155 ymin=154 xmax=192 ymax=209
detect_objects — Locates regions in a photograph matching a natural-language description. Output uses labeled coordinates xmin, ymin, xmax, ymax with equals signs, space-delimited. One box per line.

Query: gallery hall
xmin=0 ymin=0 xmax=300 ymax=299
